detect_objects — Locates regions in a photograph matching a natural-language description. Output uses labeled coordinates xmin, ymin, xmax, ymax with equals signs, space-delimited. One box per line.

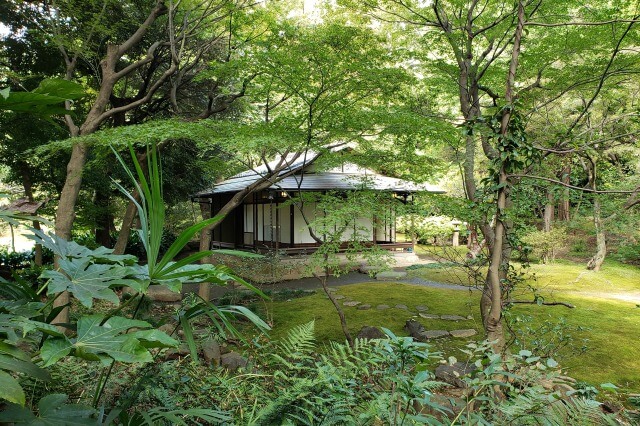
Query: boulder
xmin=147 ymin=285 xmax=182 ymax=302
xmin=449 ymin=329 xmax=477 ymax=338
xmin=221 ymin=352 xmax=248 ymax=371
xmin=435 ymin=362 xmax=475 ymax=388
xmin=202 ymin=339 xmax=221 ymax=366
xmin=356 ymin=326 xmax=386 ymax=340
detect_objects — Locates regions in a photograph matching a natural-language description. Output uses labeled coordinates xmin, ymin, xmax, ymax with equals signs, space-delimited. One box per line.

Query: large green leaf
xmin=33 ymin=79 xmax=85 ymax=100
xmin=41 ymin=259 xmax=136 ymax=308
xmin=0 ymin=370 xmax=25 ymax=406
xmin=40 ymin=315 xmax=178 ymax=367
xmin=0 ymin=393 xmax=97 ymax=425
xmin=28 ymin=229 xmax=136 ymax=265
xmin=0 ymin=354 xmax=50 ymax=381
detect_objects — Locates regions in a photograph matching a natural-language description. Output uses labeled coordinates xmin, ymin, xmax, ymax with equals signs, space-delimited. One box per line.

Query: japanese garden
xmin=0 ymin=0 xmax=639 ymax=424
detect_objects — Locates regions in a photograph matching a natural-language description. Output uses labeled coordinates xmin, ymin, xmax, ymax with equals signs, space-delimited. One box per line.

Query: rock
xmin=419 ymin=313 xmax=440 ymax=319
xmin=147 ymin=285 xmax=182 ymax=302
xmin=415 ymin=305 xmax=428 ymax=312
xmin=359 ymin=265 xmax=382 ymax=274
xmin=395 ymin=304 xmax=408 ymax=310
xmin=405 ymin=320 xmax=450 ymax=341
xmin=165 ymin=344 xmax=190 ymax=360
xmin=356 ymin=326 xmax=386 ymax=340
xmin=376 ymin=304 xmax=390 ymax=310
xmin=422 ymin=330 xmax=450 ymax=339
xmin=449 ymin=329 xmax=477 ymax=338
xmin=357 ymin=304 xmax=372 ymax=310
xmin=326 ymin=287 xmax=338 ymax=293
xmin=333 ymin=295 xmax=345 ymax=300
xmin=376 ymin=271 xmax=407 ymax=280
xmin=440 ymin=314 xmax=467 ymax=321
xmin=158 ymin=323 xmax=175 ymax=335
xmin=202 ymin=339 xmax=221 ymax=366
xmin=435 ymin=362 xmax=475 ymax=388
xmin=220 ymin=352 xmax=248 ymax=371
xmin=343 ymin=301 xmax=361 ymax=307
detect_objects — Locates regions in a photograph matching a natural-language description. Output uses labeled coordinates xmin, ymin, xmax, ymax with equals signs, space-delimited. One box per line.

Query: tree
xmin=359 ymin=0 xmax=640 ymax=348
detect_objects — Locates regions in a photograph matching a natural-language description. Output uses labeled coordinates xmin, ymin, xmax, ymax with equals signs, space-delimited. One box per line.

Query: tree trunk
xmin=94 ymin=188 xmax=113 ymax=248
xmin=543 ymin=189 xmax=554 ymax=233
xmin=112 ymin=191 xmax=140 ymax=255
xmin=587 ymin=195 xmax=606 ymax=271
xmin=198 ymin=201 xmax=213 ymax=300
xmin=557 ymin=165 xmax=571 ymax=221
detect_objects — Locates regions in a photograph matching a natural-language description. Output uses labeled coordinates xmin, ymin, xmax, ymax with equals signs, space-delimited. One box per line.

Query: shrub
xmin=397 ymin=215 xmax=458 ymax=245
xmin=520 ymin=227 xmax=568 ymax=263
xmin=612 ymin=241 xmax=640 ymax=265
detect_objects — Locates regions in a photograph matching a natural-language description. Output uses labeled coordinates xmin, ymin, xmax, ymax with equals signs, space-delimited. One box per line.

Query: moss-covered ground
xmin=260 ymin=258 xmax=640 ymax=391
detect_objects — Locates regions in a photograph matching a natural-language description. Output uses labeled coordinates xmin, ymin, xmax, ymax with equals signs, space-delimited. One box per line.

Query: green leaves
xmin=0 ymin=79 xmax=84 ymax=116
xmin=40 ymin=315 xmax=178 ymax=367
xmin=0 ymin=394 xmax=97 ymax=425
xmin=42 ymin=259 xmax=135 ymax=308
xmin=0 ymin=371 xmax=26 ymax=406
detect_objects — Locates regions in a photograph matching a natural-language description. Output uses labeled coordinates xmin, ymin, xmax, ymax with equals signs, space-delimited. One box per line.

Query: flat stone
xmin=343 ymin=301 xmax=361 ymax=307
xmin=395 ymin=304 xmax=408 ymax=310
xmin=375 ymin=271 xmax=407 ymax=280
xmin=440 ymin=315 xmax=467 ymax=321
xmin=359 ymin=265 xmax=382 ymax=274
xmin=435 ymin=362 xmax=475 ymax=388
xmin=449 ymin=329 xmax=477 ymax=338
xmin=376 ymin=304 xmax=390 ymax=310
xmin=419 ymin=313 xmax=440 ymax=319
xmin=220 ymin=352 xmax=248 ymax=372
xmin=357 ymin=304 xmax=372 ymax=310
xmin=415 ymin=305 xmax=428 ymax=312
xmin=420 ymin=330 xmax=450 ymax=339
xmin=356 ymin=326 xmax=386 ymax=340
xmin=202 ymin=339 xmax=221 ymax=366
xmin=333 ymin=295 xmax=345 ymax=300
xmin=147 ymin=285 xmax=182 ymax=302
xmin=326 ymin=287 xmax=338 ymax=293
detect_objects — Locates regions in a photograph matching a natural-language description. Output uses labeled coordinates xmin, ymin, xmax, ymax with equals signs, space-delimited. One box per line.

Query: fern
xmin=271 ymin=321 xmax=316 ymax=371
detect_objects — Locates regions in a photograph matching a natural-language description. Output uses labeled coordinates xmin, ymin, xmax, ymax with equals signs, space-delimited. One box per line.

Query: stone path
xmin=329 ymin=290 xmax=479 ymax=340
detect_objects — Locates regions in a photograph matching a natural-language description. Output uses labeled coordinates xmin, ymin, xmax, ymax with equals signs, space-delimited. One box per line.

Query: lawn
xmin=260 ymin=258 xmax=640 ymax=391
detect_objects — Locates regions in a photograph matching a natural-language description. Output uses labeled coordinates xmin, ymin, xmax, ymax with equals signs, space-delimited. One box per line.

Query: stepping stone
xmin=415 ymin=305 xmax=428 ymax=312
xmin=395 ymin=304 xmax=408 ymax=310
xmin=375 ymin=271 xmax=407 ymax=280
xmin=357 ymin=304 xmax=372 ymax=310
xmin=333 ymin=295 xmax=345 ymax=300
xmin=359 ymin=265 xmax=381 ymax=274
xmin=440 ymin=315 xmax=467 ymax=321
xmin=421 ymin=330 xmax=450 ymax=339
xmin=326 ymin=287 xmax=338 ymax=293
xmin=419 ymin=313 xmax=440 ymax=320
xmin=344 ymin=301 xmax=361 ymax=307
xmin=450 ymin=329 xmax=477 ymax=338
xmin=377 ymin=304 xmax=390 ymax=310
